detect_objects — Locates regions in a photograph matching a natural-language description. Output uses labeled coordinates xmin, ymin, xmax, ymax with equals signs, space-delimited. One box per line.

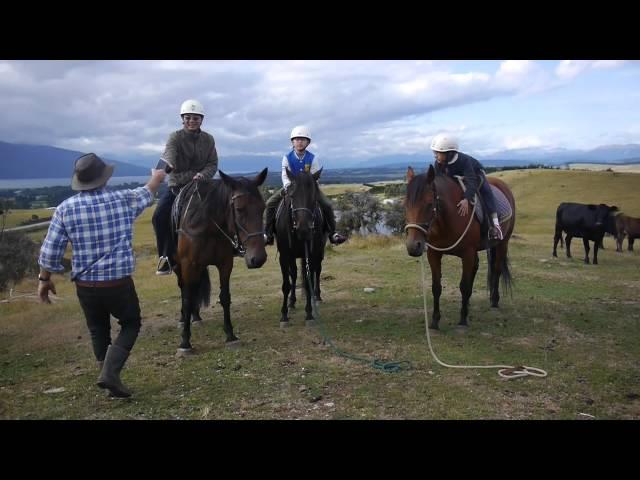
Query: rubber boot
xmin=97 ymin=344 xmax=132 ymax=398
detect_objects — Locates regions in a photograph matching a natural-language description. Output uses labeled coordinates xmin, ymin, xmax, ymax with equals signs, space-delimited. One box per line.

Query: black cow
xmin=552 ymin=202 xmax=619 ymax=264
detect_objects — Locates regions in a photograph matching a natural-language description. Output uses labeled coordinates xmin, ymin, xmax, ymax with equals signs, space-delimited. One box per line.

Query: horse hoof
xmin=455 ymin=325 xmax=468 ymax=333
xmin=280 ymin=321 xmax=290 ymax=329
xmin=288 ymin=304 xmax=296 ymax=310
xmin=177 ymin=322 xmax=185 ymax=329
xmin=314 ymin=297 xmax=323 ymax=303
xmin=175 ymin=348 xmax=194 ymax=358
xmin=305 ymin=320 xmax=317 ymax=327
xmin=428 ymin=324 xmax=439 ymax=331
xmin=225 ymin=339 xmax=241 ymax=349
xmin=192 ymin=320 xmax=203 ymax=328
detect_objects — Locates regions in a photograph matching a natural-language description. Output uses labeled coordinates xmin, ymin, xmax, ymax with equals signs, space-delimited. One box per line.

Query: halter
xmin=288 ymin=186 xmax=318 ymax=233
xmin=404 ymin=180 xmax=440 ymax=237
xmin=213 ymin=191 xmax=264 ymax=257
xmin=404 ymin=177 xmax=476 ymax=252
xmin=179 ymin=182 xmax=264 ymax=257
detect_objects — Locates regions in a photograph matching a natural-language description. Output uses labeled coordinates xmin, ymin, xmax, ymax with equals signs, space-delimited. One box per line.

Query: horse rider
xmin=152 ymin=99 xmax=219 ymax=275
xmin=264 ymin=125 xmax=347 ymax=246
xmin=431 ymin=133 xmax=503 ymax=241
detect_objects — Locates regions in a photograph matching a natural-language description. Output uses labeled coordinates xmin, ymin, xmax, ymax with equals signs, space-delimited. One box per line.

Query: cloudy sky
xmin=1 ymin=60 xmax=639 ymax=167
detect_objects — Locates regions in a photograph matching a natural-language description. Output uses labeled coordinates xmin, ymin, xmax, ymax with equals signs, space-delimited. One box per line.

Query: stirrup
xmin=156 ymin=256 xmax=172 ymax=276
xmin=489 ymin=225 xmax=503 ymax=241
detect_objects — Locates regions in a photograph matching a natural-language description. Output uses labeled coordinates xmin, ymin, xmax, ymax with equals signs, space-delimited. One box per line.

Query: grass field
xmin=1 ymin=169 xmax=639 ymax=419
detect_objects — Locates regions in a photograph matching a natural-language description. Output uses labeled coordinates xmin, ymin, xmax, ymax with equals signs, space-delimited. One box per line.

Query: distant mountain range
xmin=2 ymin=140 xmax=640 ymax=179
xmin=0 ymin=141 xmax=149 ymax=179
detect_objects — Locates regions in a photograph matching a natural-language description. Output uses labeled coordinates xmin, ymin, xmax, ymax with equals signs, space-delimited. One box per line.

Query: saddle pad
xmin=453 ymin=176 xmax=512 ymax=225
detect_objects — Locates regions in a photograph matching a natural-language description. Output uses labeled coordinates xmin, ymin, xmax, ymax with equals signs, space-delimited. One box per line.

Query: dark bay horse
xmin=172 ymin=168 xmax=268 ymax=354
xmin=276 ymin=168 xmax=328 ymax=327
xmin=404 ymin=165 xmax=515 ymax=329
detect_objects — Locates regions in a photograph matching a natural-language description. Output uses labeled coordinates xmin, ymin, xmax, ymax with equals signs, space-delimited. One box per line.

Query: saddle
xmin=452 ymin=175 xmax=513 ymax=226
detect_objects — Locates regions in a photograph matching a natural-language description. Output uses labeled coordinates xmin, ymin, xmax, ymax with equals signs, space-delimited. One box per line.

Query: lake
xmin=0 ymin=176 xmax=150 ymax=189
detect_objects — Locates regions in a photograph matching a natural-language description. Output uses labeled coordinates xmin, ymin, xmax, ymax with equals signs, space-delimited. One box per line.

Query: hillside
xmin=2 ymin=169 xmax=640 ymax=419
xmin=0 ymin=141 xmax=149 ymax=179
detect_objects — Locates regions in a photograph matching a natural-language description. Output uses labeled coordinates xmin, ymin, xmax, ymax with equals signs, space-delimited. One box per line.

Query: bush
xmin=384 ymin=201 xmax=406 ymax=235
xmin=335 ymin=192 xmax=383 ymax=235
xmin=0 ymin=231 xmax=39 ymax=292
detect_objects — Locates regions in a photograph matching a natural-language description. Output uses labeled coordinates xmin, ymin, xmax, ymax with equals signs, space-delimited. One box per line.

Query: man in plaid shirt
xmin=38 ymin=153 xmax=166 ymax=398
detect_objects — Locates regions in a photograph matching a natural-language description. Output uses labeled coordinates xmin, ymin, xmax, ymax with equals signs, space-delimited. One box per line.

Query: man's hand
xmin=193 ymin=172 xmax=205 ymax=181
xmin=146 ymin=169 xmax=167 ymax=194
xmin=38 ymin=278 xmax=57 ymax=304
xmin=457 ymin=198 xmax=469 ymax=217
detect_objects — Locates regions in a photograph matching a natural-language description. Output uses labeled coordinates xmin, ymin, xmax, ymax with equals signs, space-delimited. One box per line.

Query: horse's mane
xmin=180 ymin=179 xmax=232 ymax=227
xmin=407 ymin=171 xmax=458 ymax=206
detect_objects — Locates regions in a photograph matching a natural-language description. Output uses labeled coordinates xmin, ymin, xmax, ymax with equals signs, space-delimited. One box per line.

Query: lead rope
xmin=304 ymin=242 xmax=411 ymax=373
xmin=419 ymin=254 xmax=547 ymax=379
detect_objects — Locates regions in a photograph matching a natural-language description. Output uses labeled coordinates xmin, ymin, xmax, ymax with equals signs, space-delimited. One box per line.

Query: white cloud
xmin=556 ymin=60 xmax=628 ymax=80
xmin=134 ymin=142 xmax=165 ymax=153
xmin=502 ymin=135 xmax=543 ymax=150
xmin=0 ymin=60 xmax=636 ymax=163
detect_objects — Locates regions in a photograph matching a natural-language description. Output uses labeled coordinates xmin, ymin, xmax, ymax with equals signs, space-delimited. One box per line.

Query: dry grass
xmin=1 ymin=169 xmax=640 ymax=419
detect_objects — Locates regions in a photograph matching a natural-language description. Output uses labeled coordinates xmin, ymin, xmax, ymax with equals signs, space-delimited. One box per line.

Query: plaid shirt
xmin=38 ymin=186 xmax=154 ymax=281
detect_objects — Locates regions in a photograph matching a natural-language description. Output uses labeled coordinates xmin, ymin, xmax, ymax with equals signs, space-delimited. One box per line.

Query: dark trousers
xmin=76 ymin=278 xmax=141 ymax=361
xmin=152 ymin=187 xmax=178 ymax=259
xmin=265 ymin=187 xmax=336 ymax=234
xmin=478 ymin=177 xmax=498 ymax=216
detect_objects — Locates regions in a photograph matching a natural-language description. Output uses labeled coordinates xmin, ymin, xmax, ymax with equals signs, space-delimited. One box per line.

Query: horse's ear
xmin=219 ymin=170 xmax=238 ymax=189
xmin=406 ymin=166 xmax=415 ymax=183
xmin=312 ymin=167 xmax=323 ymax=182
xmin=426 ymin=164 xmax=435 ymax=183
xmin=254 ymin=167 xmax=268 ymax=187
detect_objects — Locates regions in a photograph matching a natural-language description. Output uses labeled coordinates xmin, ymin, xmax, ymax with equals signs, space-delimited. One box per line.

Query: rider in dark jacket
xmin=431 ymin=133 xmax=503 ymax=240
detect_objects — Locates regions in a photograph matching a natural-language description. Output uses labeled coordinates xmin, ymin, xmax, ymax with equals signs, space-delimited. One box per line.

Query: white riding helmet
xmin=180 ymin=99 xmax=205 ymax=116
xmin=290 ymin=125 xmax=311 ymax=141
xmin=431 ymin=133 xmax=459 ymax=152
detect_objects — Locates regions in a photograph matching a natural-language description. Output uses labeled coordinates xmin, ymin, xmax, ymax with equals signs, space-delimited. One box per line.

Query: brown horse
xmin=172 ymin=169 xmax=268 ymax=354
xmin=404 ymin=165 xmax=515 ymax=329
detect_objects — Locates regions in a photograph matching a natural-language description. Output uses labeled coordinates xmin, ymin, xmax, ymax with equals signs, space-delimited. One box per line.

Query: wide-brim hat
xmin=71 ymin=153 xmax=115 ymax=191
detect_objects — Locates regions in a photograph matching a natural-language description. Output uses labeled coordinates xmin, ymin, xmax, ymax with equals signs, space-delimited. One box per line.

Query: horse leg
xmin=192 ymin=304 xmax=203 ymax=326
xmin=178 ymin=283 xmax=193 ymax=352
xmin=583 ymin=238 xmax=591 ymax=264
xmin=427 ymin=249 xmax=442 ymax=330
xmin=629 ymin=237 xmax=634 ymax=251
xmin=302 ymin=260 xmax=315 ymax=324
xmin=566 ymin=234 xmax=573 ymax=258
xmin=279 ymin=255 xmax=292 ymax=327
xmin=458 ymin=251 xmax=476 ymax=327
xmin=218 ymin=260 xmax=238 ymax=345
xmin=288 ymin=261 xmax=297 ymax=309
xmin=314 ymin=258 xmax=323 ymax=302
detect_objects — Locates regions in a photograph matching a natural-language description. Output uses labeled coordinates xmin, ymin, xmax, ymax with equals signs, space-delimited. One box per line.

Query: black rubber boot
xmin=97 ymin=344 xmax=132 ymax=398
xmin=329 ymin=232 xmax=347 ymax=245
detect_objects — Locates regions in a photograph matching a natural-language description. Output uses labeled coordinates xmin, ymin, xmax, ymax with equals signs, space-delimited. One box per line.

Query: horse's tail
xmin=195 ymin=268 xmax=211 ymax=308
xmin=487 ymin=246 xmax=513 ymax=296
